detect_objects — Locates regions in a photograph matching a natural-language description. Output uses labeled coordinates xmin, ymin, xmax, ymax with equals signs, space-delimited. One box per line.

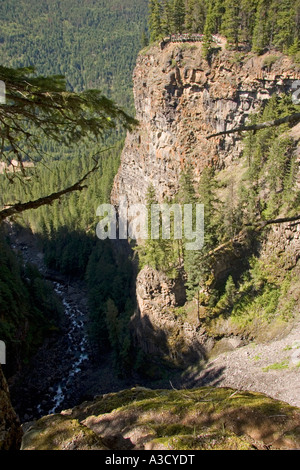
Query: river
xmin=7 ymin=225 xmax=133 ymax=423
xmin=37 ymin=281 xmax=90 ymax=416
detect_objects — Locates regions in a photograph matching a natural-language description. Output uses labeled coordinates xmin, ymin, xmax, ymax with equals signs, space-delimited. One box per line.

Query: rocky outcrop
xmin=264 ymin=221 xmax=300 ymax=270
xmin=21 ymin=387 xmax=300 ymax=450
xmin=112 ymin=43 xmax=299 ymax=207
xmin=131 ymin=266 xmax=214 ymax=366
xmin=0 ymin=366 xmax=23 ymax=450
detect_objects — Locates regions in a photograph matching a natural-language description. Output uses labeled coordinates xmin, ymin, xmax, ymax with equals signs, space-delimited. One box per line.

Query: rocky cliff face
xmin=112 ymin=42 xmax=300 ymax=365
xmin=131 ymin=266 xmax=214 ymax=366
xmin=112 ymin=43 xmax=299 ymax=206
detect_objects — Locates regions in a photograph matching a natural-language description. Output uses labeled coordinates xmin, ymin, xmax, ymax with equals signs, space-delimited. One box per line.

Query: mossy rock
xmin=22 ymin=387 xmax=300 ymax=450
xmin=21 ymin=414 xmax=107 ymax=450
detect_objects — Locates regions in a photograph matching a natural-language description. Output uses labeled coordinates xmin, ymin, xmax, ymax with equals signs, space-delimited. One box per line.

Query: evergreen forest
xmin=148 ymin=0 xmax=300 ymax=58
xmin=0 ymin=1 xmax=149 ymax=378
xmin=0 ymin=0 xmax=149 ymax=112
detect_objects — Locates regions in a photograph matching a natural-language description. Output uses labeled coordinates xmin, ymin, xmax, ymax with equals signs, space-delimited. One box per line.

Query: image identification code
xmin=105 ymin=455 xmax=195 ymax=467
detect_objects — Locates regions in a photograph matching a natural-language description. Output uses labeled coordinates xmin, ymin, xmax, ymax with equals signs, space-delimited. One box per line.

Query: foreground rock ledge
xmin=21 ymin=387 xmax=300 ymax=451
xmin=0 ymin=366 xmax=23 ymax=450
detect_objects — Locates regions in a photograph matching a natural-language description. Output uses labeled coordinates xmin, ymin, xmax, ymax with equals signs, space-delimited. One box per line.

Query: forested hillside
xmin=149 ymin=0 xmax=300 ymax=58
xmin=0 ymin=2 xmax=149 ymax=378
xmin=0 ymin=0 xmax=148 ymax=112
xmin=0 ymin=231 xmax=63 ymax=377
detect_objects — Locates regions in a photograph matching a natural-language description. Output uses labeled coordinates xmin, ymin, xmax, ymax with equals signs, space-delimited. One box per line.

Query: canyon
xmin=1 ymin=40 xmax=300 ymax=450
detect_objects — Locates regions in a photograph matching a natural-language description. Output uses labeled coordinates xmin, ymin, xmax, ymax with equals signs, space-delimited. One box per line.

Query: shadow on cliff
xmin=130 ymin=309 xmax=212 ymax=385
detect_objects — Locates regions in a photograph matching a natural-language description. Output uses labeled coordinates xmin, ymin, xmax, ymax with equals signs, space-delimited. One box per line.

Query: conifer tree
xmin=184 ymin=166 xmax=222 ymax=305
xmin=141 ymin=28 xmax=150 ymax=48
xmin=161 ymin=0 xmax=173 ymax=36
xmin=203 ymin=2 xmax=215 ymax=58
xmin=289 ymin=37 xmax=300 ymax=56
xmin=273 ymin=0 xmax=297 ymax=52
xmin=198 ymin=166 xmax=220 ymax=247
xmin=149 ymin=0 xmax=163 ymax=41
xmin=185 ymin=0 xmax=207 ymax=34
xmin=172 ymin=0 xmax=186 ymax=34
xmin=178 ymin=159 xmax=197 ymax=205
xmin=252 ymin=0 xmax=273 ymax=54
xmin=238 ymin=0 xmax=259 ymax=46
xmin=185 ymin=0 xmax=195 ymax=33
xmin=213 ymin=0 xmax=226 ymax=32
xmin=222 ymin=0 xmax=241 ymax=49
xmin=178 ymin=162 xmax=202 ymax=308
xmin=136 ymin=184 xmax=163 ymax=270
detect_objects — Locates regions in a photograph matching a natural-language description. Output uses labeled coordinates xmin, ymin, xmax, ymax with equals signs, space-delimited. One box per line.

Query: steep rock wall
xmin=112 ymin=43 xmax=299 ymax=206
xmin=131 ymin=266 xmax=214 ymax=366
xmin=112 ymin=43 xmax=300 ymax=364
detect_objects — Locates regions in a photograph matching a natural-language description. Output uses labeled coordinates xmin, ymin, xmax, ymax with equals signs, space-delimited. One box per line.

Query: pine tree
xmin=213 ymin=0 xmax=226 ymax=32
xmin=289 ymin=37 xmax=300 ymax=56
xmin=161 ymin=0 xmax=173 ymax=36
xmin=141 ymin=28 xmax=149 ymax=48
xmin=222 ymin=0 xmax=241 ymax=49
xmin=136 ymin=184 xmax=164 ymax=270
xmin=183 ymin=166 xmax=225 ymax=313
xmin=180 ymin=163 xmax=213 ymax=308
xmin=178 ymin=159 xmax=197 ymax=205
xmin=149 ymin=0 xmax=163 ymax=41
xmin=239 ymin=0 xmax=259 ymax=46
xmin=203 ymin=2 xmax=215 ymax=58
xmin=252 ymin=0 xmax=273 ymax=54
xmin=198 ymin=166 xmax=220 ymax=247
xmin=185 ymin=0 xmax=195 ymax=33
xmin=172 ymin=0 xmax=186 ymax=34
xmin=273 ymin=0 xmax=297 ymax=52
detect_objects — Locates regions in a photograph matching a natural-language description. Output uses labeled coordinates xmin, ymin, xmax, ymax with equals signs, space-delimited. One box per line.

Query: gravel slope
xmin=186 ymin=320 xmax=300 ymax=408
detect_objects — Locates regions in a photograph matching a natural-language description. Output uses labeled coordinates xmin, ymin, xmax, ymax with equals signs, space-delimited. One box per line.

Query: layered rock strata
xmin=112 ymin=43 xmax=299 ymax=207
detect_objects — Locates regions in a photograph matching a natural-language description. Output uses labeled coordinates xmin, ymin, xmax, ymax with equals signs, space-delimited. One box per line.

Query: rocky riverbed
xmin=6 ymin=226 xmax=135 ymax=423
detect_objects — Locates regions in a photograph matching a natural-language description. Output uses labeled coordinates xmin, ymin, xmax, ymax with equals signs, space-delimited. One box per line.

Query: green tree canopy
xmin=148 ymin=0 xmax=300 ymax=55
xmin=0 ymin=65 xmax=137 ymax=169
xmin=0 ymin=65 xmax=137 ymax=223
